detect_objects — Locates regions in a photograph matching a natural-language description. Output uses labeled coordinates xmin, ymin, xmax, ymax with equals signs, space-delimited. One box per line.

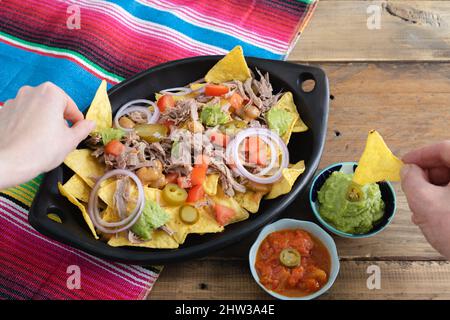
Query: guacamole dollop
xmin=317 ymin=171 xmax=385 ymax=234
xmin=266 ymin=108 xmax=293 ymax=137
xmin=99 ymin=127 xmax=125 ymax=145
xmin=131 ymin=200 xmax=170 ymax=240
xmin=200 ymin=103 xmax=229 ymax=127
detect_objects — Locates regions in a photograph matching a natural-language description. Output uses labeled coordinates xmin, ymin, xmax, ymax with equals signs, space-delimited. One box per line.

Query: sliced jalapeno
xmin=179 ymin=205 xmax=199 ymax=225
xmin=162 ymin=183 xmax=188 ymax=206
xmin=279 ymin=248 xmax=301 ymax=268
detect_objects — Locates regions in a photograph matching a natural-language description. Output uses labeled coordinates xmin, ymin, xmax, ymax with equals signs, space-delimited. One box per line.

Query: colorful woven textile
xmin=0 ymin=0 xmax=317 ymax=299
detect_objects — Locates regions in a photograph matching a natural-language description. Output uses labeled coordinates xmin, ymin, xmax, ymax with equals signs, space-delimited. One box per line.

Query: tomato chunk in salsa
xmin=255 ymin=229 xmax=331 ymax=297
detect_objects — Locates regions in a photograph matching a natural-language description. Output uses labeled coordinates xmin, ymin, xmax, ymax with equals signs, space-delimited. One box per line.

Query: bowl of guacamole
xmin=309 ymin=162 xmax=396 ymax=238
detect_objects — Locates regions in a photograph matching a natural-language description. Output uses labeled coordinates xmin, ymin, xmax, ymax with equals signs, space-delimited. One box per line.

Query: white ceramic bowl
xmin=249 ymin=218 xmax=340 ymax=300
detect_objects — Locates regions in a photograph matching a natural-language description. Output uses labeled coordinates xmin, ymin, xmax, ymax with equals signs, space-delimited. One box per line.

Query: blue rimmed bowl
xmin=309 ymin=162 xmax=397 ymax=238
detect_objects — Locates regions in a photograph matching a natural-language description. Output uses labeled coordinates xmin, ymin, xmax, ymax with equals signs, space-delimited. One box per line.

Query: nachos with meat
xmin=60 ymin=46 xmax=307 ymax=249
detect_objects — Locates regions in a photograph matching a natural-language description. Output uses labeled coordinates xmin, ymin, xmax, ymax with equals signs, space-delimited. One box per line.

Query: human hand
xmin=401 ymin=141 xmax=450 ymax=259
xmin=0 ymin=82 xmax=95 ymax=189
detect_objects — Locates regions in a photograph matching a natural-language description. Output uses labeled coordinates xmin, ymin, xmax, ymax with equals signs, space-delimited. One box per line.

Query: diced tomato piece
xmin=204 ymin=84 xmax=229 ymax=96
xmin=245 ymin=136 xmax=267 ymax=166
xmin=229 ymin=93 xmax=244 ymax=111
xmin=165 ymin=172 xmax=178 ymax=184
xmin=210 ymin=131 xmax=230 ymax=148
xmin=157 ymin=94 xmax=175 ymax=112
xmin=177 ymin=176 xmax=191 ymax=189
xmin=190 ymin=164 xmax=208 ymax=186
xmin=104 ymin=139 xmax=125 ymax=156
xmin=187 ymin=185 xmax=205 ymax=203
xmin=214 ymin=204 xmax=235 ymax=226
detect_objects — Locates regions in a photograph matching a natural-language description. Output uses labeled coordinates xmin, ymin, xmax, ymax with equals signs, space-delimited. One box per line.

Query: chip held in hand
xmin=353 ymin=130 xmax=404 ymax=185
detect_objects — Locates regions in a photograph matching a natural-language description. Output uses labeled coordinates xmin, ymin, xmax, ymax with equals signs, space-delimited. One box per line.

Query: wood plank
xmin=290 ymin=1 xmax=450 ymax=62
xmin=207 ymin=61 xmax=450 ymax=260
xmin=149 ymin=259 xmax=450 ymax=300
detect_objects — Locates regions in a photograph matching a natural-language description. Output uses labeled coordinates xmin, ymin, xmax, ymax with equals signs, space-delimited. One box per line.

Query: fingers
xmin=403 ymin=141 xmax=450 ymax=168
xmin=37 ymin=82 xmax=84 ymax=123
xmin=428 ymin=167 xmax=450 ymax=186
xmin=401 ymin=164 xmax=445 ymax=217
xmin=69 ymin=120 xmax=96 ymax=147
xmin=63 ymin=95 xmax=84 ymax=123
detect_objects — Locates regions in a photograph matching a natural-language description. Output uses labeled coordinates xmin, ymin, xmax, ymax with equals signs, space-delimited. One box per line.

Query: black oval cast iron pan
xmin=28 ymin=55 xmax=329 ymax=265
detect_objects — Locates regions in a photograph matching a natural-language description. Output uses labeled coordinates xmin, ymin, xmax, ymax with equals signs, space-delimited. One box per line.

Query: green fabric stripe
xmin=0 ymin=31 xmax=124 ymax=82
xmin=296 ymin=0 xmax=315 ymax=4
xmin=4 ymin=188 xmax=31 ymax=204
xmin=22 ymin=176 xmax=42 ymax=191
xmin=16 ymin=183 xmax=36 ymax=196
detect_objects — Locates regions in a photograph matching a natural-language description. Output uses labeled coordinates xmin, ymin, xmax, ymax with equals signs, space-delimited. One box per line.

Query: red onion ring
xmin=114 ymin=99 xmax=160 ymax=131
xmin=88 ymin=169 xmax=145 ymax=234
xmin=230 ymin=128 xmax=289 ymax=184
xmin=160 ymin=87 xmax=192 ymax=96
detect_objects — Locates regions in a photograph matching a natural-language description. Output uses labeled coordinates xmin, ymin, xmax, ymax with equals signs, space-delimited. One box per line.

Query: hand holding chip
xmin=401 ymin=141 xmax=450 ymax=260
xmin=0 ymin=82 xmax=95 ymax=189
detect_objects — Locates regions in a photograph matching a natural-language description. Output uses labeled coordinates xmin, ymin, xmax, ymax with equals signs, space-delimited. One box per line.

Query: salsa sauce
xmin=255 ymin=229 xmax=331 ymax=297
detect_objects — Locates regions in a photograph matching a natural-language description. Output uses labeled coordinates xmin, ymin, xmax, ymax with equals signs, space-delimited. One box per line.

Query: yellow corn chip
xmin=63 ymin=174 xmax=90 ymax=203
xmin=203 ymin=174 xmax=219 ymax=196
xmin=204 ymin=46 xmax=251 ymax=83
xmin=292 ymin=117 xmax=309 ymax=133
xmin=265 ymin=160 xmax=306 ymax=200
xmin=64 ymin=149 xmax=105 ymax=188
xmin=58 ymin=182 xmax=99 ymax=239
xmin=155 ymin=93 xmax=191 ymax=102
xmin=211 ymin=187 xmax=249 ymax=225
xmin=190 ymin=83 xmax=205 ymax=91
xmin=47 ymin=213 xmax=62 ymax=224
xmin=235 ymin=190 xmax=265 ymax=214
xmin=144 ymin=187 xmax=222 ymax=245
xmin=86 ymin=80 xmax=112 ymax=131
xmin=353 ymin=130 xmax=404 ymax=185
xmin=272 ymin=92 xmax=308 ymax=143
xmin=108 ymin=229 xmax=179 ymax=249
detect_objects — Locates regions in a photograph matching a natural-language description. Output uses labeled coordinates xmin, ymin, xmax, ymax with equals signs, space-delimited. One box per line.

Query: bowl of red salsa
xmin=249 ymin=219 xmax=339 ymax=300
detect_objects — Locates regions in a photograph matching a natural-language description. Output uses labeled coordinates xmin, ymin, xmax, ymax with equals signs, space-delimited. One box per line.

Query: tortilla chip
xmin=86 ymin=80 xmax=112 ymax=131
xmin=265 ymin=160 xmax=306 ymax=200
xmin=204 ymin=46 xmax=251 ymax=83
xmin=235 ymin=190 xmax=265 ymax=214
xmin=203 ymin=174 xmax=219 ymax=196
xmin=155 ymin=93 xmax=191 ymax=102
xmin=272 ymin=92 xmax=307 ymax=143
xmin=108 ymin=230 xmax=179 ymax=249
xmin=64 ymin=149 xmax=105 ymax=188
xmin=190 ymin=83 xmax=205 ymax=91
xmin=292 ymin=117 xmax=309 ymax=133
xmin=63 ymin=174 xmax=90 ymax=203
xmin=211 ymin=187 xmax=249 ymax=225
xmin=143 ymin=187 xmax=222 ymax=244
xmin=353 ymin=130 xmax=404 ymax=185
xmin=47 ymin=213 xmax=62 ymax=224
xmin=58 ymin=182 xmax=99 ymax=239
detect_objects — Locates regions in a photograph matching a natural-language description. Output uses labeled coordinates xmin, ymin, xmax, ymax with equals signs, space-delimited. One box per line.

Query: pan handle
xmin=297 ymin=65 xmax=329 ymax=132
xmin=28 ymin=167 xmax=71 ymax=234
xmin=250 ymin=58 xmax=329 ymax=128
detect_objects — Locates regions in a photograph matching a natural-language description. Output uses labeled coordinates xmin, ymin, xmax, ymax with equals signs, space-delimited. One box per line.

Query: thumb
xmin=70 ymin=120 xmax=96 ymax=144
xmin=401 ymin=164 xmax=442 ymax=217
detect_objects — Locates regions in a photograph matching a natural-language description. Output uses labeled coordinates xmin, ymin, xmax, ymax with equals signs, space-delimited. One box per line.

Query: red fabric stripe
xmin=160 ymin=0 xmax=305 ymax=41
xmin=1 ymin=196 xmax=158 ymax=287
xmin=1 ymin=0 xmax=218 ymax=78
xmin=0 ymin=200 xmax=156 ymax=288
xmin=0 ymin=200 xmax=154 ymax=299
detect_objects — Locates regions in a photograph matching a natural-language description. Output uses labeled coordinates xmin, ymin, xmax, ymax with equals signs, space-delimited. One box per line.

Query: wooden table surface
xmin=150 ymin=0 xmax=450 ymax=300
